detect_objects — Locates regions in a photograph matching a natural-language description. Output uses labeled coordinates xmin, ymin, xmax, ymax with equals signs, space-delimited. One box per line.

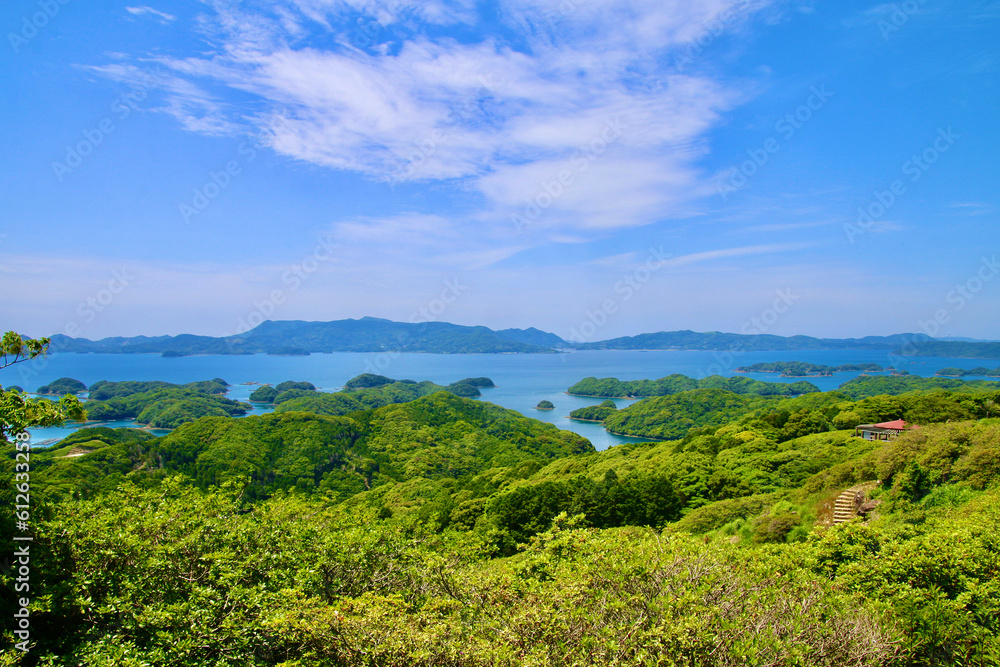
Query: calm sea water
xmin=2 ymin=348 xmax=994 ymax=451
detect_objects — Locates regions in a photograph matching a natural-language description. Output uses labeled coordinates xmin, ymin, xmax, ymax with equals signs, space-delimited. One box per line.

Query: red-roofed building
xmin=854 ymin=419 xmax=918 ymax=441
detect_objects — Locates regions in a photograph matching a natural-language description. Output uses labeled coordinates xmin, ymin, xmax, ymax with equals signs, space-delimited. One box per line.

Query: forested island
xmin=900 ymin=340 xmax=1000 ymax=359
xmin=567 ymin=373 xmax=820 ymax=398
xmin=80 ymin=378 xmax=249 ymax=429
xmin=735 ymin=361 xmax=884 ymax=376
xmin=35 ymin=377 xmax=88 ymax=395
xmin=572 ymin=330 xmax=930 ymax=351
xmin=5 ymin=335 xmax=1000 ymax=665
xmin=936 ymin=366 xmax=1000 ymax=377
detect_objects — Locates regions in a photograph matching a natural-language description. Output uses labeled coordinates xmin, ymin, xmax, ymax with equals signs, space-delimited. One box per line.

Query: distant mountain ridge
xmin=571 ymin=330 xmax=937 ymax=352
xmin=50 ymin=317 xmax=556 ymax=355
xmin=42 ymin=318 xmax=992 ymax=357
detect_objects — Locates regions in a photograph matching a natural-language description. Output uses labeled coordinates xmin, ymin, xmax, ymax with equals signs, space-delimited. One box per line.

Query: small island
xmin=36 ymin=377 xmax=88 ymax=395
xmin=535 ymin=400 xmax=555 ymax=410
xmin=266 ymin=347 xmax=311 ymax=356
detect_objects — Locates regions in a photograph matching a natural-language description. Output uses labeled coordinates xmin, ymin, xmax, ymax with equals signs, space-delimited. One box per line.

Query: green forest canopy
xmin=6 ymin=362 xmax=1000 ymax=664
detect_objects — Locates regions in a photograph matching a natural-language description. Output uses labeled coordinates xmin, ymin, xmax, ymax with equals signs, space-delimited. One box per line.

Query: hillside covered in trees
xmin=4 ymin=368 xmax=1000 ymax=665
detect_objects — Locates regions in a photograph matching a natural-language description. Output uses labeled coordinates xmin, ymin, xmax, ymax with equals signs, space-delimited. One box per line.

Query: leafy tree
xmin=1 ymin=331 xmax=88 ymax=643
xmin=1 ymin=331 xmax=86 ymax=441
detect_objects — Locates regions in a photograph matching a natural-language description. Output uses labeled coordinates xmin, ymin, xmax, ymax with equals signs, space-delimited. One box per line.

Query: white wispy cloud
xmin=96 ymin=0 xmax=777 ymax=232
xmin=125 ymin=6 xmax=177 ymax=23
xmin=652 ymin=242 xmax=816 ymax=270
xmin=330 ymin=213 xmax=530 ymax=270
xmin=951 ymin=202 xmax=994 ymax=216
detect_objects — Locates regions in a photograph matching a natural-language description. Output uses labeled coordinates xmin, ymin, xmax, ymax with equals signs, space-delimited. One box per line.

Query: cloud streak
xmin=125 ymin=5 xmax=177 ymax=23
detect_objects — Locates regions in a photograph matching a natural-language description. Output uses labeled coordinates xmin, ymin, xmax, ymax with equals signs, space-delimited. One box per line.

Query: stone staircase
xmin=833 ymin=489 xmax=861 ymax=524
xmin=832 ymin=482 xmax=880 ymax=524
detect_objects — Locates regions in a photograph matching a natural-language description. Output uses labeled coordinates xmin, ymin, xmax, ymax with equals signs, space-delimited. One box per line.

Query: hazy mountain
xmin=45 ymin=320 xmax=970 ymax=356
xmin=49 ymin=318 xmax=556 ymax=355
xmin=572 ymin=330 xmax=933 ymax=352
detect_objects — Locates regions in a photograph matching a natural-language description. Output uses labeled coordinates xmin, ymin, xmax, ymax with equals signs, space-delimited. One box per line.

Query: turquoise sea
xmin=2 ymin=348 xmax=996 ymax=451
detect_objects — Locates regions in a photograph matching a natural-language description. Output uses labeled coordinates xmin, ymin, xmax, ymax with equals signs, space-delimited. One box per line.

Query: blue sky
xmin=1 ymin=0 xmax=998 ymax=341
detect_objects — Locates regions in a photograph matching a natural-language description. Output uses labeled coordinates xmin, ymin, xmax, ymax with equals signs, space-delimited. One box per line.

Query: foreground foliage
xmin=4 ymin=484 xmax=902 ymax=666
